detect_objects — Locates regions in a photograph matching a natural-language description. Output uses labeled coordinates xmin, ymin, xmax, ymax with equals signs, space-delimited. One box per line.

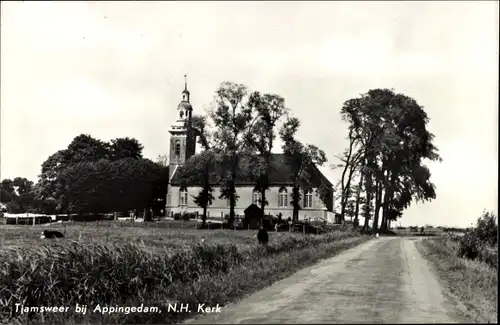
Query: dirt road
xmin=184 ymin=237 xmax=469 ymax=324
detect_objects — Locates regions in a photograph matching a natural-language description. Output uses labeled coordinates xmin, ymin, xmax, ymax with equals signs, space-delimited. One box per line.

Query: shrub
xmin=457 ymin=230 xmax=482 ymax=260
xmin=181 ymin=213 xmax=197 ymax=221
xmin=173 ymin=213 xmax=181 ymax=220
xmin=457 ymin=210 xmax=498 ymax=268
xmin=474 ymin=210 xmax=497 ymax=245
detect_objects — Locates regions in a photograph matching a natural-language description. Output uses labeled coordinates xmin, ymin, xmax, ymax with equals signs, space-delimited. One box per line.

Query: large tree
xmin=333 ymin=128 xmax=363 ymax=222
xmin=209 ymin=81 xmax=256 ymax=227
xmin=34 ymin=134 xmax=160 ymax=217
xmin=0 ymin=177 xmax=36 ymax=213
xmin=340 ymin=88 xmax=441 ymax=231
xmin=280 ymin=117 xmax=327 ymax=226
xmin=178 ymin=115 xmax=218 ymax=227
xmin=246 ymin=92 xmax=289 ymax=224
xmin=61 ymin=158 xmax=166 ymax=217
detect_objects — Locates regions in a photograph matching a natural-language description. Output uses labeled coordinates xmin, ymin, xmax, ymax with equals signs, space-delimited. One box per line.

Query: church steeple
xmin=182 ymin=74 xmax=190 ymax=102
xmin=168 ymin=76 xmax=196 ymax=178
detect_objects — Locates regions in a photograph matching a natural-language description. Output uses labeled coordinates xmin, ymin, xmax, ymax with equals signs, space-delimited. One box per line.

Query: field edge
xmin=416 ymin=238 xmax=497 ymax=324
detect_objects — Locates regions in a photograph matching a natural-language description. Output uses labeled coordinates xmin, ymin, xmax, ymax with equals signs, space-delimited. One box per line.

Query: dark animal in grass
xmin=40 ymin=230 xmax=64 ymax=239
xmin=257 ymin=228 xmax=269 ymax=245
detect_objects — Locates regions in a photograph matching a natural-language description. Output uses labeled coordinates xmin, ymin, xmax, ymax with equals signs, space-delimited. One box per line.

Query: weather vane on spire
xmin=184 ymin=74 xmax=188 ymax=91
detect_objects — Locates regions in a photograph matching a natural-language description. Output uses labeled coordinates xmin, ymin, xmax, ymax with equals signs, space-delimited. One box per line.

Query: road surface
xmin=184 ymin=237 xmax=469 ymax=324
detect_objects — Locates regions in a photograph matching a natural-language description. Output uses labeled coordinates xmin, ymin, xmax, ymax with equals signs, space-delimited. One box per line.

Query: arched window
xmin=252 ymin=189 xmax=262 ymax=205
xmin=175 ymin=140 xmax=181 ymax=156
xmin=179 ymin=188 xmax=188 ymax=206
xmin=304 ymin=188 xmax=314 ymax=208
xmin=278 ymin=187 xmax=288 ymax=207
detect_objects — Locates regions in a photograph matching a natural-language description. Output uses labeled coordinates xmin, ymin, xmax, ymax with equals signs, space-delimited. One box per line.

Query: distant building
xmin=165 ymin=78 xmax=336 ymax=223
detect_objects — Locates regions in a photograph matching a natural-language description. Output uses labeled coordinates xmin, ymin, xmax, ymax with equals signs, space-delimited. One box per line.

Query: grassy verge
xmin=416 ymin=237 xmax=497 ymax=323
xmin=0 ymin=228 xmax=369 ymax=324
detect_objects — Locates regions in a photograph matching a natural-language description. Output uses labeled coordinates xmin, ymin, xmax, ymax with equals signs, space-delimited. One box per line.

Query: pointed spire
xmin=181 ymin=74 xmax=190 ymax=102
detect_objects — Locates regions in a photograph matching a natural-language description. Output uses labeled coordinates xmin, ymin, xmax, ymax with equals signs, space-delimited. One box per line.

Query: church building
xmin=165 ymin=78 xmax=336 ymax=223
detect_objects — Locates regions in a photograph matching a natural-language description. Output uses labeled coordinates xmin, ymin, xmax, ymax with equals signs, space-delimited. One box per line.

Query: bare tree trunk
xmin=341 ymin=164 xmax=358 ymax=220
xmin=144 ymin=208 xmax=152 ymax=222
xmin=372 ymin=181 xmax=382 ymax=232
xmin=353 ymin=173 xmax=364 ymax=227
xmin=229 ymin=184 xmax=236 ymax=227
xmin=260 ymin=187 xmax=266 ymax=227
xmin=381 ymin=170 xmax=393 ymax=231
xmin=292 ymin=185 xmax=300 ymax=226
xmin=202 ymin=204 xmax=207 ymax=227
xmin=363 ymin=166 xmax=373 ymax=231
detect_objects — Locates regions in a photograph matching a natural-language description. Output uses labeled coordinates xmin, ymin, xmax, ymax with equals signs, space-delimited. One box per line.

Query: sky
xmin=1 ymin=1 xmax=498 ymax=228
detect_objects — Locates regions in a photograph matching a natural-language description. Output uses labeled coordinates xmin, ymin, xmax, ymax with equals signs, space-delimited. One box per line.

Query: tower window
xmin=175 ymin=141 xmax=181 ymax=156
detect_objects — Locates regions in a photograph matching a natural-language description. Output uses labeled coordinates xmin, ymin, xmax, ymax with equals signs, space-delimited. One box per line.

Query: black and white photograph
xmin=0 ymin=1 xmax=498 ymax=324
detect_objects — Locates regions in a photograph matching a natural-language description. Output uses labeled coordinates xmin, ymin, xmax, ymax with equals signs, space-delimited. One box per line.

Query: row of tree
xmin=177 ymin=82 xmax=330 ymax=228
xmin=1 ymin=82 xmax=441 ymax=230
xmin=1 ymin=135 xmax=168 ymax=221
xmin=335 ymin=89 xmax=441 ymax=232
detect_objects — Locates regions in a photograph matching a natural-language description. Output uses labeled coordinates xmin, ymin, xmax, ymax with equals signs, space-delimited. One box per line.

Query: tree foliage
xmin=0 ymin=177 xmax=36 ymax=213
xmin=31 ymin=134 xmax=165 ymax=219
xmin=338 ymin=88 xmax=441 ymax=231
xmin=178 ymin=115 xmax=217 ymax=227
xmin=209 ymin=82 xmax=256 ymax=226
xmin=245 ymin=92 xmax=289 ymax=223
xmin=280 ymin=117 xmax=327 ymax=225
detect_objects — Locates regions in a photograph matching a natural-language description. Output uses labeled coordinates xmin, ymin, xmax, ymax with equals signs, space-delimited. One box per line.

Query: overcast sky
xmin=1 ymin=1 xmax=498 ymax=227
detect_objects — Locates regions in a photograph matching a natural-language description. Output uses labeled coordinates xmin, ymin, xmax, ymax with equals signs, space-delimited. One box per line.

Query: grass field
xmin=392 ymin=227 xmax=445 ymax=237
xmin=417 ymin=237 xmax=497 ymax=323
xmin=0 ymin=222 xmax=370 ymax=324
xmin=0 ymin=222 xmax=257 ymax=253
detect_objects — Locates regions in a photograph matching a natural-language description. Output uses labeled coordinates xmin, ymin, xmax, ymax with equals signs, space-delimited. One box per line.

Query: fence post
xmin=96 ymin=220 xmax=99 ymax=228
xmin=303 ymin=225 xmax=305 ymax=235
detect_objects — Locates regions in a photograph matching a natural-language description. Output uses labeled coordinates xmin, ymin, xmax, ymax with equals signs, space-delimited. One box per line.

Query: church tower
xmin=168 ymin=75 xmax=197 ymax=180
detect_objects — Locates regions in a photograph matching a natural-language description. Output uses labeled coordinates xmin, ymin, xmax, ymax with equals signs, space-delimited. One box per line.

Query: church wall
xmin=165 ymin=185 xmax=330 ymax=221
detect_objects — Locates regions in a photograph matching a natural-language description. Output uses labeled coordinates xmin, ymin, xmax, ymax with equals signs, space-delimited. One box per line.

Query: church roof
xmin=177 ymin=101 xmax=192 ymax=111
xmin=169 ymin=153 xmax=333 ymax=188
